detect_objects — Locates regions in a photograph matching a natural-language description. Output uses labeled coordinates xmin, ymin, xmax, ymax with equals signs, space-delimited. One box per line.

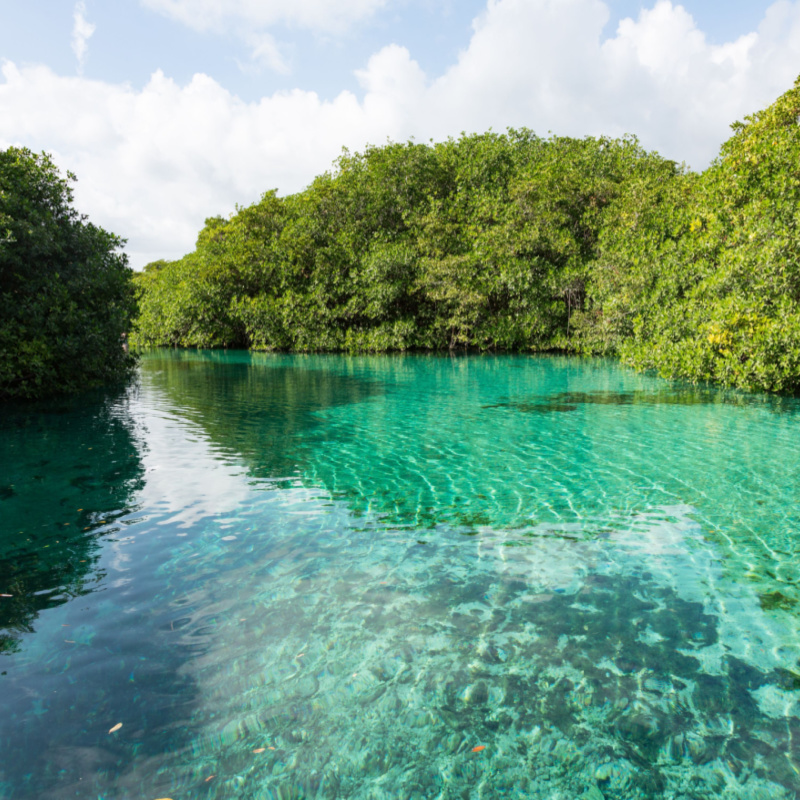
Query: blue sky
xmin=0 ymin=1 xmax=778 ymax=101
xmin=1 ymin=0 xmax=798 ymax=267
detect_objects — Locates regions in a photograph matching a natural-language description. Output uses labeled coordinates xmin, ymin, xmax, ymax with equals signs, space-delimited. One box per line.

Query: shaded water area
xmin=1 ymin=351 xmax=800 ymax=799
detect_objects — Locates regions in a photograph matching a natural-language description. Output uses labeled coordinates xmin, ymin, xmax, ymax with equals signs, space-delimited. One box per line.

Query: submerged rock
xmin=594 ymin=763 xmax=613 ymax=782
xmin=463 ymin=681 xmax=489 ymax=706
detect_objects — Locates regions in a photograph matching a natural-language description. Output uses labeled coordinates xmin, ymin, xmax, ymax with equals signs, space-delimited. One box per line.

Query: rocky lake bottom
xmin=1 ymin=352 xmax=799 ymax=799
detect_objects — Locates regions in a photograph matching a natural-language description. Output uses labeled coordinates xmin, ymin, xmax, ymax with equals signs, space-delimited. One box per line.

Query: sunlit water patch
xmin=1 ymin=352 xmax=799 ymax=799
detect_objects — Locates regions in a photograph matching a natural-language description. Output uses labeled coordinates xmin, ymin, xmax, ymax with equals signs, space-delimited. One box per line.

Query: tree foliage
xmin=134 ymin=134 xmax=671 ymax=352
xmin=133 ymin=76 xmax=800 ymax=393
xmin=0 ymin=147 xmax=137 ymax=399
xmin=614 ymin=76 xmax=800 ymax=392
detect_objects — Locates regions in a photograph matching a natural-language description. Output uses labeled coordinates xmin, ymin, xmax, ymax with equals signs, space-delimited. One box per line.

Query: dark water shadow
xmin=483 ymin=388 xmax=800 ymax=414
xmin=0 ymin=387 xmax=146 ymax=654
xmin=0 ymin=385 xmax=209 ymax=798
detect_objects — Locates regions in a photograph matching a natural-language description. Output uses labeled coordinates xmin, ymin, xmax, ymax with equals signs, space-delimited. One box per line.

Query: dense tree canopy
xmin=133 ymin=76 xmax=800 ymax=394
xmin=133 ymin=134 xmax=674 ymax=352
xmin=615 ymin=77 xmax=800 ymax=392
xmin=0 ymin=148 xmax=137 ymax=399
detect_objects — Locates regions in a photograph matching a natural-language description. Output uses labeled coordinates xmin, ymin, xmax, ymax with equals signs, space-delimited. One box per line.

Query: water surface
xmin=1 ymin=352 xmax=799 ymax=799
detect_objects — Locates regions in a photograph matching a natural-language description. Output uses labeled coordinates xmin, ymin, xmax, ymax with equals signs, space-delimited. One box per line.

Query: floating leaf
xmin=471 ymin=745 xmax=486 ymax=753
xmin=253 ymin=748 xmax=266 ymax=753
xmin=109 ymin=723 xmax=123 ymax=733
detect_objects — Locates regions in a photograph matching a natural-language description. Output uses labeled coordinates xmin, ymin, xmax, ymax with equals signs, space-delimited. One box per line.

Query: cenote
xmin=1 ymin=351 xmax=800 ymax=800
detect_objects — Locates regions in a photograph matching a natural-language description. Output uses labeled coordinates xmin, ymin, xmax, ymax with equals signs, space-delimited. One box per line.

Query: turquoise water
xmin=1 ymin=351 xmax=799 ymax=799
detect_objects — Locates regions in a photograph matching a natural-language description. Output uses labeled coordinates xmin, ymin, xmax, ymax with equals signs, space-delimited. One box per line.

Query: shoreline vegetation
xmin=3 ymin=78 xmax=800 ymax=399
xmin=132 ymin=76 xmax=800 ymax=395
xmin=0 ymin=149 xmax=136 ymax=400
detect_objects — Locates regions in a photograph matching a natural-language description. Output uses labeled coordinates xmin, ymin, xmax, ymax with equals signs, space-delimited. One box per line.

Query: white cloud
xmin=140 ymin=0 xmax=387 ymax=71
xmin=241 ymin=30 xmax=291 ymax=75
xmin=416 ymin=0 xmax=800 ymax=163
xmin=71 ymin=1 xmax=96 ymax=74
xmin=3 ymin=0 xmax=800 ymax=269
xmin=0 ymin=61 xmax=374 ymax=266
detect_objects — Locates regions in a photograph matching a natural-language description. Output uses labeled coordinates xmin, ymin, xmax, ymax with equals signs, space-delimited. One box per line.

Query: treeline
xmin=1 ymin=148 xmax=136 ymax=399
xmin=133 ymin=77 xmax=800 ymax=394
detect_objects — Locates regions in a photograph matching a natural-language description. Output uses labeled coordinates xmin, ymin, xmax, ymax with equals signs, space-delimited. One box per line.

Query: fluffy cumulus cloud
xmin=0 ymin=62 xmax=373 ymax=265
xmin=418 ymin=0 xmax=800 ymax=160
xmin=3 ymin=0 xmax=800 ymax=268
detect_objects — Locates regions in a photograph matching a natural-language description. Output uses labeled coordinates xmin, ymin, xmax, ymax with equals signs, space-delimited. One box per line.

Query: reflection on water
xmin=0 ymin=351 xmax=799 ymax=799
xmin=144 ymin=350 xmax=385 ymax=482
xmin=0 ymin=390 xmax=145 ymax=654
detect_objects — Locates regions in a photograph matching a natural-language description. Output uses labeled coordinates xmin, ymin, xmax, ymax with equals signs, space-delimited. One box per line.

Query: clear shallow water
xmin=1 ymin=351 xmax=799 ymax=800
